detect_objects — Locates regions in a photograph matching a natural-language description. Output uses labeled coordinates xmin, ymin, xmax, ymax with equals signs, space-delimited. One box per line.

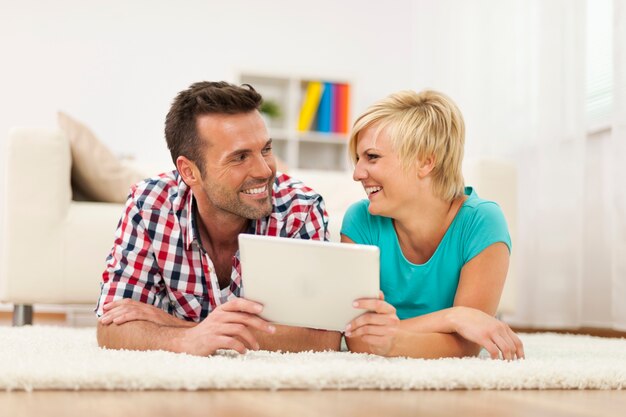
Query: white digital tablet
xmin=238 ymin=234 xmax=380 ymax=331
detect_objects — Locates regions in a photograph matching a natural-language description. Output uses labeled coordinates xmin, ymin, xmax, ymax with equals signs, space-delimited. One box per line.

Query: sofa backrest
xmin=287 ymin=169 xmax=364 ymax=242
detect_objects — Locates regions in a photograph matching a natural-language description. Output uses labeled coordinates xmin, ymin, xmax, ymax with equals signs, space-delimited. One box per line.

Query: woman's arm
xmin=347 ymin=329 xmax=479 ymax=359
xmin=342 ymin=234 xmax=523 ymax=359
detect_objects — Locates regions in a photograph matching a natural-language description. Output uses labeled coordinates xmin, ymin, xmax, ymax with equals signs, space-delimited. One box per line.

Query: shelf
xmin=298 ymin=131 xmax=349 ymax=144
xmin=269 ymin=130 xmax=348 ymax=145
xmin=240 ymin=72 xmax=352 ymax=172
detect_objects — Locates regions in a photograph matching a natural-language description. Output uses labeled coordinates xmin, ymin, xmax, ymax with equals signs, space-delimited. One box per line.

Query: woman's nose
xmin=353 ymin=160 xmax=367 ymax=182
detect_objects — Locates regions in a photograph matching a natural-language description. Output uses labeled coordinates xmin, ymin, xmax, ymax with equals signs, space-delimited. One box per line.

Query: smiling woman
xmin=341 ymin=90 xmax=522 ymax=360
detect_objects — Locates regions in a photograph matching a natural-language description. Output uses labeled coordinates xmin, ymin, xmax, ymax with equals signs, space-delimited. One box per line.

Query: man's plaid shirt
xmin=95 ymin=170 xmax=329 ymax=321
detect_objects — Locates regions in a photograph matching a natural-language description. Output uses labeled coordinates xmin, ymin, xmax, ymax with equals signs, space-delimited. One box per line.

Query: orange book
xmin=337 ymin=84 xmax=350 ymax=134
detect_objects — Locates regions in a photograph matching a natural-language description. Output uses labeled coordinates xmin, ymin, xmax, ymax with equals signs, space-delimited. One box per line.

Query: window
xmin=586 ymin=0 xmax=613 ymax=131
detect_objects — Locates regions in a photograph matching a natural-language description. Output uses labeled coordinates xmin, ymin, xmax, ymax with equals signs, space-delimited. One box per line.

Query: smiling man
xmin=95 ymin=81 xmax=339 ymax=356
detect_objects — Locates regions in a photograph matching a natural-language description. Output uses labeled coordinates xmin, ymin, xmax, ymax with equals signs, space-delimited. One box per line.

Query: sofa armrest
xmin=3 ymin=128 xmax=72 ymax=223
xmin=1 ymin=128 xmax=72 ymax=303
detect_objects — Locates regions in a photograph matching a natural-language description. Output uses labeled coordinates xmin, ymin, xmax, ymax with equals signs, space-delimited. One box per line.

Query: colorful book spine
xmin=331 ymin=84 xmax=342 ymax=133
xmin=335 ymin=83 xmax=350 ymax=134
xmin=297 ymin=81 xmax=324 ymax=132
xmin=299 ymin=80 xmax=351 ymax=135
xmin=317 ymin=82 xmax=334 ymax=133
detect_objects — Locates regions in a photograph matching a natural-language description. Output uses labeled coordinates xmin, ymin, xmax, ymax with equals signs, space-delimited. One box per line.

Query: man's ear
xmin=417 ymin=156 xmax=435 ymax=178
xmin=176 ymin=156 xmax=201 ymax=185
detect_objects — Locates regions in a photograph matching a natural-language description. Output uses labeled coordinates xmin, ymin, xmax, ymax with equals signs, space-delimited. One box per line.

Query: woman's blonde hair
xmin=349 ymin=90 xmax=465 ymax=201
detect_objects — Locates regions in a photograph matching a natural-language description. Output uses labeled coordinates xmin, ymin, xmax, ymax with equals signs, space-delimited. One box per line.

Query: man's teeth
xmin=242 ymin=185 xmax=267 ymax=195
xmin=365 ymin=186 xmax=382 ymax=196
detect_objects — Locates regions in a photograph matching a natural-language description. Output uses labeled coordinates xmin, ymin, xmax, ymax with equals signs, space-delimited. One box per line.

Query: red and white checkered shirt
xmin=95 ymin=170 xmax=329 ymax=321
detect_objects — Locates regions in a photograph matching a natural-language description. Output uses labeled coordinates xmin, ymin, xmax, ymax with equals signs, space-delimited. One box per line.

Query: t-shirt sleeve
xmin=340 ymin=200 xmax=374 ymax=245
xmin=462 ymin=201 xmax=512 ymax=264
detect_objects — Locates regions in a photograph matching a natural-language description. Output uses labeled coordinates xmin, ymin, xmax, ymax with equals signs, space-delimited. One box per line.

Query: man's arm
xmin=253 ymin=326 xmax=342 ymax=352
xmin=97 ymin=321 xmax=187 ymax=352
xmin=98 ymin=298 xmax=276 ymax=356
xmin=101 ymin=299 xmax=342 ymax=352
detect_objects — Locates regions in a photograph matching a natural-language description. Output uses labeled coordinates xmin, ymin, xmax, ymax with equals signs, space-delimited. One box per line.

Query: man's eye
xmin=235 ymin=154 xmax=248 ymax=162
xmin=262 ymin=146 xmax=273 ymax=155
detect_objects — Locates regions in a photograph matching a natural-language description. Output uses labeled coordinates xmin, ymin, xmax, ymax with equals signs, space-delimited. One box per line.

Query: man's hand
xmin=97 ymin=298 xmax=276 ymax=356
xmin=100 ymin=299 xmax=193 ymax=327
xmin=175 ymin=298 xmax=276 ymax=356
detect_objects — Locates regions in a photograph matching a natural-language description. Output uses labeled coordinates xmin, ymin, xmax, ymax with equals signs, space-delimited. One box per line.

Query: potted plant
xmin=260 ymin=99 xmax=281 ymax=128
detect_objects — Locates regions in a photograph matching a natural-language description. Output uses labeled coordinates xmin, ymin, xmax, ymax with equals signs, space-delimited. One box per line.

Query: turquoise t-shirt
xmin=340 ymin=187 xmax=511 ymax=320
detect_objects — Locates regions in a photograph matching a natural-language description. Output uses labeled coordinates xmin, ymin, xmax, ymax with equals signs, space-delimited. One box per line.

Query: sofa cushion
xmin=58 ymin=112 xmax=145 ymax=203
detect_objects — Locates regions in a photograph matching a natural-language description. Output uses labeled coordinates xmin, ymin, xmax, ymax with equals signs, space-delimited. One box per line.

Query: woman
xmin=341 ymin=90 xmax=524 ymax=360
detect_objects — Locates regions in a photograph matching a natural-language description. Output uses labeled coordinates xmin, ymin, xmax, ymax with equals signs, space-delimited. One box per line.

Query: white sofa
xmin=1 ymin=128 xmax=517 ymax=325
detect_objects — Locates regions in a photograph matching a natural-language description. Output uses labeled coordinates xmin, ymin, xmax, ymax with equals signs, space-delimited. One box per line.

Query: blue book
xmin=317 ymin=82 xmax=334 ymax=133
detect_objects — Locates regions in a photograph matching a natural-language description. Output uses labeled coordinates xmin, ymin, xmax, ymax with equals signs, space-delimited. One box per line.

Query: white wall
xmin=0 ymin=0 xmax=413 ymax=164
xmin=0 ymin=0 xmax=414 ymax=259
xmin=410 ymin=0 xmax=530 ymax=161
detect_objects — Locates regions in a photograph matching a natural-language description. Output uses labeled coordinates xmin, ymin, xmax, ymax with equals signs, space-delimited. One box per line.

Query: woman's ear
xmin=417 ymin=156 xmax=435 ymax=178
xmin=176 ymin=156 xmax=201 ymax=185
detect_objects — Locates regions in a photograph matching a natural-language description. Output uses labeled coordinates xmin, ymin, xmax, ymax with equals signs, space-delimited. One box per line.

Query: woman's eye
xmin=367 ymin=153 xmax=379 ymax=161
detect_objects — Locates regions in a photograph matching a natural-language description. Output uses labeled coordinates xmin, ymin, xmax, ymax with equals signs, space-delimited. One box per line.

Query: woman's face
xmin=352 ymin=124 xmax=419 ymax=217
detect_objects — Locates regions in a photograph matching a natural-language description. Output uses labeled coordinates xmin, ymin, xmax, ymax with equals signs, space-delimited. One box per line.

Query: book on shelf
xmin=297 ymin=81 xmax=324 ymax=131
xmin=331 ymin=84 xmax=341 ymax=133
xmin=317 ymin=82 xmax=334 ymax=133
xmin=298 ymin=80 xmax=350 ymax=136
xmin=334 ymin=83 xmax=350 ymax=134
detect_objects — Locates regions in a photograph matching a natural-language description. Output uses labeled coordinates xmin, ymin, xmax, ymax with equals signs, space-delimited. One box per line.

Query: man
xmin=96 ymin=81 xmax=341 ymax=356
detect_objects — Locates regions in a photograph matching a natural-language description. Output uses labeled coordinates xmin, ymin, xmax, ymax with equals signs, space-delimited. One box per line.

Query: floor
xmin=2 ymin=310 xmax=624 ymax=416
xmin=0 ymin=390 xmax=624 ymax=417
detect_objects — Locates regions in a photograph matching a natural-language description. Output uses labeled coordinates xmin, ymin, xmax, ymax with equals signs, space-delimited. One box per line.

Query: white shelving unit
xmin=239 ymin=73 xmax=351 ymax=171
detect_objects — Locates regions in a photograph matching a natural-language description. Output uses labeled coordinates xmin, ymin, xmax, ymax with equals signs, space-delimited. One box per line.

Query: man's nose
xmin=252 ymin=154 xmax=273 ymax=178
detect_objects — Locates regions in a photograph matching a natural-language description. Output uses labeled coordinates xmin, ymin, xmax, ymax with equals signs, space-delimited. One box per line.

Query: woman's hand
xmin=447 ymin=306 xmax=524 ymax=360
xmin=100 ymin=298 xmax=195 ymax=328
xmin=345 ymin=292 xmax=400 ymax=356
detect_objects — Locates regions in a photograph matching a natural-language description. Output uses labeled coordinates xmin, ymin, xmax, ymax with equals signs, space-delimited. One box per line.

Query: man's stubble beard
xmin=202 ymin=178 xmax=274 ymax=220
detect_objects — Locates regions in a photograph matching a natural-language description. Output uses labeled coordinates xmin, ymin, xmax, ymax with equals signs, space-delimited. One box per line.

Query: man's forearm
xmin=98 ymin=317 xmax=342 ymax=354
xmin=253 ymin=325 xmax=342 ymax=352
xmin=97 ymin=321 xmax=187 ymax=353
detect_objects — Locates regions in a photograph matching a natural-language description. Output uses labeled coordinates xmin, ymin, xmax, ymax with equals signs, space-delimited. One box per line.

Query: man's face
xmin=195 ymin=111 xmax=276 ymax=220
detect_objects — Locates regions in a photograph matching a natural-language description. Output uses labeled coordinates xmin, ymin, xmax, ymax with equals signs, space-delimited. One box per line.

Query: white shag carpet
xmin=1 ymin=326 xmax=625 ymax=391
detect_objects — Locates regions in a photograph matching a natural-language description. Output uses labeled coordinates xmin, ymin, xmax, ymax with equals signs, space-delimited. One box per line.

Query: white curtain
xmin=513 ymin=1 xmax=588 ymax=328
xmin=411 ymin=0 xmax=625 ymax=329
xmin=612 ymin=0 xmax=626 ymax=331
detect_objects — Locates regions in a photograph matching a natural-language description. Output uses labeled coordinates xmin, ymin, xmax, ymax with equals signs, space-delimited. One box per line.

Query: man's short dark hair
xmin=165 ymin=81 xmax=263 ymax=173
